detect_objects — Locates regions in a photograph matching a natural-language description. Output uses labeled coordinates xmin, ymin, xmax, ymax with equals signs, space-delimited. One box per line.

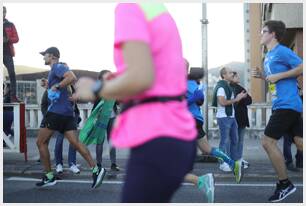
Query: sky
xmin=4 ymin=2 xmax=245 ymax=72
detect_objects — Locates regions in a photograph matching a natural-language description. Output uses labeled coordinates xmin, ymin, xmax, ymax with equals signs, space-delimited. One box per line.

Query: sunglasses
xmin=261 ymin=29 xmax=270 ymax=34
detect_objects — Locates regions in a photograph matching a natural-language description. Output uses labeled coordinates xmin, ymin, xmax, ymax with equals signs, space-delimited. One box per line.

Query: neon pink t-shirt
xmin=110 ymin=3 xmax=196 ymax=148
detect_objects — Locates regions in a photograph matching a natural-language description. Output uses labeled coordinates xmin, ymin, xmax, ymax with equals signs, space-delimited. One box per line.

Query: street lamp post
xmin=201 ymin=3 xmax=209 ymax=138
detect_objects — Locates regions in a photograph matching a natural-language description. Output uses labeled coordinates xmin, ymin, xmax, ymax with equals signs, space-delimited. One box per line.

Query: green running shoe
xmin=233 ymin=160 xmax=244 ymax=183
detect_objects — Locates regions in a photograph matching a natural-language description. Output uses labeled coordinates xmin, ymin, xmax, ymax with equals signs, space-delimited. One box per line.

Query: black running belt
xmin=120 ymin=95 xmax=185 ymax=114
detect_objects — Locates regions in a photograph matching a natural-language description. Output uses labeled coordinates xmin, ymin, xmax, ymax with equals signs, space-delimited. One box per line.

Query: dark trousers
xmin=121 ymin=137 xmax=196 ymax=203
xmin=283 ymin=134 xmax=303 ymax=168
xmin=3 ymin=55 xmax=17 ymax=96
xmin=3 ymin=111 xmax=14 ymax=136
xmin=96 ymin=117 xmax=116 ymax=165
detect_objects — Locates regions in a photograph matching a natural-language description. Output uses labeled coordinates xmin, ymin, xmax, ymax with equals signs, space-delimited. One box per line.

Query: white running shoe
xmin=242 ymin=159 xmax=249 ymax=169
xmin=219 ymin=162 xmax=232 ymax=172
xmin=69 ymin=164 xmax=80 ymax=174
xmin=56 ymin=164 xmax=63 ymax=174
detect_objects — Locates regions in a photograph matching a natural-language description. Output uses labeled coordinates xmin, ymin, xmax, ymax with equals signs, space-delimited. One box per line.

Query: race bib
xmin=268 ymin=83 xmax=277 ymax=101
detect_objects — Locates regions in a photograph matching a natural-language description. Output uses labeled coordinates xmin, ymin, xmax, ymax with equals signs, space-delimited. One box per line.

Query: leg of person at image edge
xmin=36 ymin=127 xmax=106 ymax=188
xmin=237 ymin=127 xmax=250 ymax=169
xmin=283 ymin=134 xmax=299 ymax=172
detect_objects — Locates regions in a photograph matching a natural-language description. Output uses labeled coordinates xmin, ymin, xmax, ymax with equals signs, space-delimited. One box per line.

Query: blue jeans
xmin=217 ymin=117 xmax=239 ymax=161
xmin=3 ymin=55 xmax=17 ymax=96
xmin=54 ymin=131 xmax=76 ymax=166
xmin=237 ymin=127 xmax=246 ymax=160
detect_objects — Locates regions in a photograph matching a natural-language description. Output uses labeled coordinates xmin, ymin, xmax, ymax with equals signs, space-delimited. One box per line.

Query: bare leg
xmin=184 ymin=173 xmax=199 ymax=186
xmin=197 ymin=135 xmax=212 ymax=154
xmin=64 ymin=130 xmax=96 ymax=168
xmin=36 ymin=128 xmax=55 ymax=172
xmin=262 ymin=136 xmax=288 ymax=180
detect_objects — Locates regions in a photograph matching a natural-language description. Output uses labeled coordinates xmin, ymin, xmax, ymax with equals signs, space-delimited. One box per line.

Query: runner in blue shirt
xmin=252 ymin=20 xmax=303 ymax=202
xmin=36 ymin=47 xmax=105 ymax=188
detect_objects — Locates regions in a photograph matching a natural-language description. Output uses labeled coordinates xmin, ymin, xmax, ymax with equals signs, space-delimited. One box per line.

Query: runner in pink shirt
xmin=75 ymin=3 xmax=197 ymax=202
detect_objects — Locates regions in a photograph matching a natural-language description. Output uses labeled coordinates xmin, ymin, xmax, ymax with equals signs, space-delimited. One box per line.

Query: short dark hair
xmin=220 ymin=67 xmax=227 ymax=79
xmin=98 ymin=70 xmax=111 ymax=80
xmin=263 ymin=20 xmax=286 ymax=42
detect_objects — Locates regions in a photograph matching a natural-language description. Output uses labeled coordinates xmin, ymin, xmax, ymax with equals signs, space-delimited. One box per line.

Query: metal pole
xmin=201 ymin=3 xmax=209 ymax=136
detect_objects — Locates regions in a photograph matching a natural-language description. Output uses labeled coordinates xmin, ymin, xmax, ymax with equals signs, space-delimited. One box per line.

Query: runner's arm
xmin=99 ymin=41 xmax=154 ymax=100
xmin=58 ymin=71 xmax=77 ymax=88
xmin=266 ymin=64 xmax=303 ymax=83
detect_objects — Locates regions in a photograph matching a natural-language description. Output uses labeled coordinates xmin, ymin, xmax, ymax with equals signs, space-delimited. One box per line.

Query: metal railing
xmin=25 ymin=103 xmax=272 ymax=133
xmin=3 ymin=103 xmax=27 ymax=161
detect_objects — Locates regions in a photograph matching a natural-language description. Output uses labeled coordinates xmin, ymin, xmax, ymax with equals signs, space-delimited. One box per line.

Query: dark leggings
xmin=121 ymin=137 xmax=196 ymax=203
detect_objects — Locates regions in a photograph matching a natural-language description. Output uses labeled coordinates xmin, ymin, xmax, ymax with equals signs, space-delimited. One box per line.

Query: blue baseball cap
xmin=40 ymin=47 xmax=60 ymax=58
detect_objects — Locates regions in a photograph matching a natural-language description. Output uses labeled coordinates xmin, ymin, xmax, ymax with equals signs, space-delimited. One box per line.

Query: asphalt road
xmin=4 ymin=174 xmax=303 ymax=203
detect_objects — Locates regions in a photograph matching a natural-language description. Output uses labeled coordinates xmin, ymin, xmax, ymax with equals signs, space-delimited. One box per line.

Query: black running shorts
xmin=41 ymin=112 xmax=77 ymax=134
xmin=264 ymin=109 xmax=303 ymax=140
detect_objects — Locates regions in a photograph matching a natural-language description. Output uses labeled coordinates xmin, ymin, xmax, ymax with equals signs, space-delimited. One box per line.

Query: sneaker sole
xmin=69 ymin=169 xmax=80 ymax=174
xmin=93 ymin=168 xmax=106 ymax=189
xmin=208 ymin=173 xmax=215 ymax=203
xmin=37 ymin=180 xmax=57 ymax=188
xmin=270 ymin=187 xmax=297 ymax=203
xmin=234 ymin=162 xmax=244 ymax=183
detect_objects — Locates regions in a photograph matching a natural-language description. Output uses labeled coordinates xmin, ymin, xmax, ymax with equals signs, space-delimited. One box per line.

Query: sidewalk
xmin=3 ymin=136 xmax=303 ymax=180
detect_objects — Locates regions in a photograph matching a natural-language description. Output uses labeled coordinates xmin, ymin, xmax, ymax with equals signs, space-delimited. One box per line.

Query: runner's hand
xmin=266 ymin=74 xmax=281 ymax=84
xmin=251 ymin=67 xmax=263 ymax=79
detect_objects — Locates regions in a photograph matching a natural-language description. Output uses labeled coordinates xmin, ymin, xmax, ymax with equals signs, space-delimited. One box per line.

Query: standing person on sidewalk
xmin=73 ymin=3 xmax=197 ymax=202
xmin=3 ymin=6 xmax=20 ymax=102
xmin=36 ymin=47 xmax=105 ymax=188
xmin=94 ymin=70 xmax=120 ymax=172
xmin=252 ymin=20 xmax=303 ymax=202
xmin=230 ymin=71 xmax=252 ymax=168
xmin=212 ymin=67 xmax=247 ymax=172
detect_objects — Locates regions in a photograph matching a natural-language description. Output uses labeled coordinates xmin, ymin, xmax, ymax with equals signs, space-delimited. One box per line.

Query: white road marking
xmin=5 ymin=177 xmax=304 ymax=187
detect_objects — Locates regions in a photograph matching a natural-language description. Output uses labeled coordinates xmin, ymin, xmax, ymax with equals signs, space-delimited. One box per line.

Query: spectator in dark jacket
xmin=3 ymin=6 xmax=20 ymax=102
xmin=230 ymin=71 xmax=252 ymax=168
